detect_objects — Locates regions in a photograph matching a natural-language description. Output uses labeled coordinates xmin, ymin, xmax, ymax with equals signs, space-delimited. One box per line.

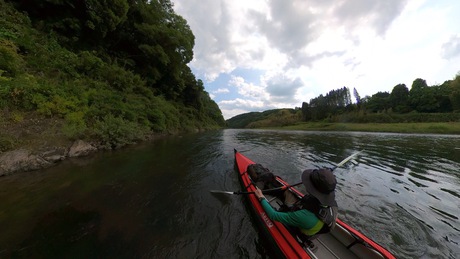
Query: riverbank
xmin=2 ymin=121 xmax=459 ymax=177
xmin=270 ymin=122 xmax=460 ymax=135
xmin=0 ymin=109 xmax=211 ymax=177
xmin=0 ymin=131 xmax=174 ymax=177
xmin=0 ymin=113 xmax=170 ymax=177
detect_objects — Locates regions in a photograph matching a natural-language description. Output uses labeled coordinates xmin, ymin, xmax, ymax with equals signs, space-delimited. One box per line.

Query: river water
xmin=0 ymin=129 xmax=459 ymax=258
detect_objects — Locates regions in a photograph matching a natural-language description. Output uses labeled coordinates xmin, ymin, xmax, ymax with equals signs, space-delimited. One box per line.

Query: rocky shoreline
xmin=0 ymin=140 xmax=97 ymax=177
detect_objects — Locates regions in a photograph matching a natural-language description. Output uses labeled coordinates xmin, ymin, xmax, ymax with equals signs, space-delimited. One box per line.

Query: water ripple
xmin=1 ymin=130 xmax=459 ymax=258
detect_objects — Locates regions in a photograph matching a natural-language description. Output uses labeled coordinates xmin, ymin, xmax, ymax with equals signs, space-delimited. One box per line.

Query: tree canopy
xmin=300 ymin=75 xmax=460 ymax=122
xmin=0 ymin=0 xmax=224 ymax=150
xmin=302 ymin=87 xmax=352 ymax=120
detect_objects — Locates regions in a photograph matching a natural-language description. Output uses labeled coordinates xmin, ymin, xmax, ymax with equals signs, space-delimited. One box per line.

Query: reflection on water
xmin=0 ymin=129 xmax=459 ymax=258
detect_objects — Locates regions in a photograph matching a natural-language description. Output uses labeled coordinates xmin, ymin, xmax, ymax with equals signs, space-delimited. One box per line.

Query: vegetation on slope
xmin=0 ymin=0 xmax=225 ymax=151
xmin=226 ymin=109 xmax=301 ymax=128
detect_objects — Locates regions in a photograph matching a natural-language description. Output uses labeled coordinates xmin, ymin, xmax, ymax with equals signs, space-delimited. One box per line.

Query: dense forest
xmin=302 ymin=76 xmax=460 ymax=122
xmin=0 ymin=0 xmax=225 ymax=151
xmin=227 ymin=76 xmax=460 ymax=128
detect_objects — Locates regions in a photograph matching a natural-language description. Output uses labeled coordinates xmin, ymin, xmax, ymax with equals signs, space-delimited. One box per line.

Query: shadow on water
xmin=12 ymin=206 xmax=141 ymax=258
xmin=1 ymin=129 xmax=459 ymax=258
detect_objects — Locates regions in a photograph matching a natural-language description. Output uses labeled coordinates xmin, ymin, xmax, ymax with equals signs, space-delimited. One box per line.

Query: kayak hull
xmin=234 ymin=149 xmax=396 ymax=259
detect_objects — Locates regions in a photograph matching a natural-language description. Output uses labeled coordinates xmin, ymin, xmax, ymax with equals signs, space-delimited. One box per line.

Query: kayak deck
xmin=234 ymin=149 xmax=395 ymax=259
xmin=264 ymin=190 xmax=387 ymax=259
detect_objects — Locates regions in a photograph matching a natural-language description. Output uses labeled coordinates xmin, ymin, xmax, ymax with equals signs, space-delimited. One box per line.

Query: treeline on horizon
xmin=0 ymin=0 xmax=225 ymax=150
xmin=227 ymin=75 xmax=460 ymax=128
xmin=302 ymin=76 xmax=460 ymax=122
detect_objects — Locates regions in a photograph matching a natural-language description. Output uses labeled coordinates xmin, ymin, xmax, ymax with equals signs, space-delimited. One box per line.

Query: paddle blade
xmin=209 ymin=190 xmax=236 ymax=195
xmin=333 ymin=150 xmax=364 ymax=170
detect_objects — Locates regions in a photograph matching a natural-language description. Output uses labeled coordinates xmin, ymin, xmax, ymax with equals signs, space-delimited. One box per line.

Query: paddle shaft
xmin=211 ymin=181 xmax=303 ymax=195
xmin=331 ymin=150 xmax=363 ymax=171
xmin=212 ymin=150 xmax=363 ymax=195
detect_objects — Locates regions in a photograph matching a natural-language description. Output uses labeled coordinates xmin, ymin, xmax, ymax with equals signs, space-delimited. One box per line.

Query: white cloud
xmin=213 ymin=88 xmax=230 ymax=94
xmin=229 ymin=76 xmax=268 ymax=99
xmin=442 ymin=34 xmax=460 ymax=59
xmin=219 ymin=98 xmax=265 ymax=108
xmin=173 ymin=0 xmax=460 ymax=119
xmin=263 ymin=74 xmax=303 ymax=103
xmin=218 ymin=98 xmax=267 ymax=119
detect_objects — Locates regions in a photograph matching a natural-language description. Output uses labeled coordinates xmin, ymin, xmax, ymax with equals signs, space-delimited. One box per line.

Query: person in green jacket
xmin=254 ymin=168 xmax=338 ymax=237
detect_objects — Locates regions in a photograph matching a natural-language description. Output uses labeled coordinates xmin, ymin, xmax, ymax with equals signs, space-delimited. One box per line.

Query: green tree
xmin=181 ymin=67 xmax=204 ymax=109
xmin=304 ymin=87 xmax=352 ymax=120
xmin=0 ymin=39 xmax=22 ymax=77
xmin=84 ymin=0 xmax=129 ymax=38
xmin=13 ymin=0 xmax=196 ymax=99
xmin=434 ymin=83 xmax=453 ymax=112
xmin=200 ymin=91 xmax=225 ymax=126
xmin=11 ymin=0 xmax=129 ymax=42
xmin=448 ymin=74 xmax=460 ymax=112
xmin=353 ymin=87 xmax=361 ymax=103
xmin=408 ymin=78 xmax=452 ymax=113
xmin=353 ymin=87 xmax=362 ymax=111
xmin=409 ymin=78 xmax=430 ymax=112
xmin=411 ymin=78 xmax=428 ymax=89
xmin=390 ymin=84 xmax=411 ymax=113
xmin=105 ymin=0 xmax=195 ymax=99
xmin=309 ymin=94 xmax=328 ymax=120
xmin=0 ymin=0 xmax=225 ymax=150
xmin=301 ymin=102 xmax=311 ymax=121
xmin=365 ymin=92 xmax=390 ymax=112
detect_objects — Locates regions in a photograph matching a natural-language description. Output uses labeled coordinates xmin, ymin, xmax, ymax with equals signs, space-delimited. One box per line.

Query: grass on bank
xmin=271 ymin=122 xmax=460 ymax=135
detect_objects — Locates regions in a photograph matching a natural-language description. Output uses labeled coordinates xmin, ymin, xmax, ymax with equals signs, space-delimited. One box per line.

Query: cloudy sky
xmin=173 ymin=0 xmax=460 ymax=119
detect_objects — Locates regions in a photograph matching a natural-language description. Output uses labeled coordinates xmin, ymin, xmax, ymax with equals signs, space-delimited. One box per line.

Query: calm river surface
xmin=0 ymin=129 xmax=459 ymax=258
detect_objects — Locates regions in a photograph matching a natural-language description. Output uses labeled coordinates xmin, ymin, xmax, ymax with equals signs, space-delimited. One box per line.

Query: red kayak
xmin=234 ymin=149 xmax=396 ymax=259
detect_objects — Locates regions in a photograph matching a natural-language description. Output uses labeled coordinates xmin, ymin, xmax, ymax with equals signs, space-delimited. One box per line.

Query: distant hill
xmin=226 ymin=109 xmax=302 ymax=128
